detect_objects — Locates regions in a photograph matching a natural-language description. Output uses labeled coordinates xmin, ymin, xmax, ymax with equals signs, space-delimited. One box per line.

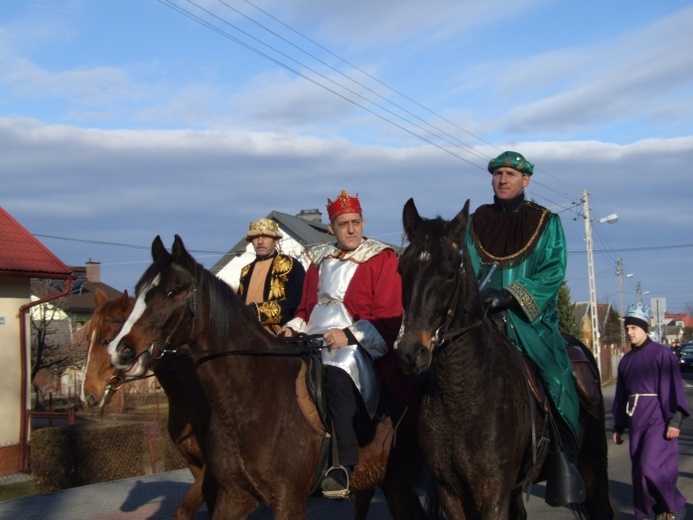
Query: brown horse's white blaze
xmin=107 ymin=274 xmax=161 ymax=376
xmin=81 ymin=289 xmax=133 ymax=407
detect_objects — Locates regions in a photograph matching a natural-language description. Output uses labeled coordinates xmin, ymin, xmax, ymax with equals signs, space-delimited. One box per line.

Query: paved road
xmin=2 ymin=378 xmax=692 ymax=519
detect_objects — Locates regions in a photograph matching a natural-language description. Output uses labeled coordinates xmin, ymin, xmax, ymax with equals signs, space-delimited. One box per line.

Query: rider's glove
xmin=480 ymin=288 xmax=519 ymax=314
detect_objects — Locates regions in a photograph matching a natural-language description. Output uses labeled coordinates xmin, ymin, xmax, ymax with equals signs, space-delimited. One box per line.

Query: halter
xmin=427 ymin=238 xmax=483 ymax=349
xmin=150 ymin=287 xmax=199 ymax=360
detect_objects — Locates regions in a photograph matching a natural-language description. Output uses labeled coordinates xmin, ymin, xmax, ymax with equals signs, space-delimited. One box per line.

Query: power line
xmin=35 ymin=232 xmax=693 ymax=256
xmin=160 ymin=0 xmax=582 ymax=211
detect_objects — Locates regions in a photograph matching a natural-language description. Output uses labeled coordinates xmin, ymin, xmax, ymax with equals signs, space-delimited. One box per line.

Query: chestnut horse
xmin=81 ymin=288 xmax=209 ymax=520
xmin=396 ymin=199 xmax=613 ymax=519
xmin=105 ymin=235 xmax=425 ymax=520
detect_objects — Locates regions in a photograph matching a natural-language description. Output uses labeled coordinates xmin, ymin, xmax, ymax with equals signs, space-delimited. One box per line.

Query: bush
xmin=31 ymin=422 xmax=146 ymax=493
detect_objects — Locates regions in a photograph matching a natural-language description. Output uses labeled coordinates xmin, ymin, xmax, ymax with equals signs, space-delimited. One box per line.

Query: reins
xmin=159 ymin=334 xmax=327 ymax=367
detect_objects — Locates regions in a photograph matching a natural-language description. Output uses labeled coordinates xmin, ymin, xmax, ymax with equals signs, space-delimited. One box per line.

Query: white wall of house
xmin=0 ymin=276 xmax=29 ymax=447
xmin=215 ymin=229 xmax=311 ymax=290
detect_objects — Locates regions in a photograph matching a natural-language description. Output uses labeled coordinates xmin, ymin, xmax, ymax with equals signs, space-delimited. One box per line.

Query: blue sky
xmin=1 ymin=0 xmax=692 ymax=317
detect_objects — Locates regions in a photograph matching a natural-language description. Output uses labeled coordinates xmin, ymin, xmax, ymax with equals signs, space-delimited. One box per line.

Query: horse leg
xmin=268 ymin=492 xmax=308 ymax=520
xmin=354 ymin=488 xmax=375 ymax=520
xmin=173 ymin=462 xmax=205 ymax=520
xmin=211 ymin=488 xmax=259 ymax=520
xmin=578 ymin=411 xmax=615 ymax=520
xmin=378 ymin=481 xmax=428 ymax=520
xmin=508 ymin=488 xmax=527 ymax=520
xmin=437 ymin=485 xmax=467 ymax=520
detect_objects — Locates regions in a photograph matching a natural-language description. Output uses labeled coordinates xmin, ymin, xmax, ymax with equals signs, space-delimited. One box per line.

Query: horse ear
xmin=403 ymin=198 xmax=423 ymax=240
xmin=94 ymin=288 xmax=109 ymax=306
xmin=119 ymin=290 xmax=130 ymax=305
xmin=172 ymin=234 xmax=197 ymax=271
xmin=450 ymin=199 xmax=470 ymax=243
xmin=152 ymin=235 xmax=168 ymax=261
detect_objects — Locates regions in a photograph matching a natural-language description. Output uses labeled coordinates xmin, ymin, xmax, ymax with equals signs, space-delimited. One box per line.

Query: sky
xmin=1 ymin=0 xmax=692 ymax=316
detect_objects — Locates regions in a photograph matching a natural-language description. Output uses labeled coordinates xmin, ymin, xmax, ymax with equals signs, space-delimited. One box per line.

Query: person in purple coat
xmin=612 ymin=302 xmax=689 ymax=520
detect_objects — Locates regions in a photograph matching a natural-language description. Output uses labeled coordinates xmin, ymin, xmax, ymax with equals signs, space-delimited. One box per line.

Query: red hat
xmin=326 ymin=190 xmax=362 ymax=221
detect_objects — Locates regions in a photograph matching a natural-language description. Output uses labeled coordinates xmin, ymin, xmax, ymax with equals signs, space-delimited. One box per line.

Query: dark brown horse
xmin=105 ymin=235 xmax=425 ymax=520
xmin=396 ymin=199 xmax=613 ymax=519
xmin=81 ymin=288 xmax=209 ymax=520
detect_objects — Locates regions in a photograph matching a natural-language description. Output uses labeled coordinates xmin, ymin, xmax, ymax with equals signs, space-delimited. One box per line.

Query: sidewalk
xmin=2 ymin=381 xmax=691 ymax=520
xmin=0 ymin=469 xmax=389 ymax=519
xmin=0 ymin=469 xmax=209 ymax=520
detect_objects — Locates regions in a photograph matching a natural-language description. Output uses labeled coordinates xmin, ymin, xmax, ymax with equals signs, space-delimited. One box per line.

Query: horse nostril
xmin=116 ymin=341 xmax=135 ymax=361
xmin=85 ymin=394 xmax=96 ymax=407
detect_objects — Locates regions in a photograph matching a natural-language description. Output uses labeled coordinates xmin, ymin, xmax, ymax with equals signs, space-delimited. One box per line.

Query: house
xmin=665 ymin=313 xmax=693 ymax=344
xmin=0 ymin=206 xmax=73 ymax=474
xmin=572 ymin=301 xmax=614 ymax=350
xmin=211 ymin=209 xmax=331 ymax=289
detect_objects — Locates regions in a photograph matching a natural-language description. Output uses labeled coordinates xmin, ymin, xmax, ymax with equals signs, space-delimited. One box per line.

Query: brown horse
xmin=81 ymin=288 xmax=209 ymax=520
xmin=396 ymin=199 xmax=613 ymax=519
xmin=105 ymin=235 xmax=426 ymax=520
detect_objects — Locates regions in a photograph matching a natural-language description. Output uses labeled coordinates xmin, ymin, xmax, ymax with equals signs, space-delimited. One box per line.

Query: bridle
xmin=418 ymin=238 xmax=484 ymax=350
xmin=149 ymin=287 xmax=199 ymax=360
xmin=95 ymin=287 xmax=198 ymax=409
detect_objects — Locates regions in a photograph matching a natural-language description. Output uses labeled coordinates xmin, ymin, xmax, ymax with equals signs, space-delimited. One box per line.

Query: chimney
xmin=86 ymin=260 xmax=101 ymax=283
xmin=297 ymin=209 xmax=322 ymax=223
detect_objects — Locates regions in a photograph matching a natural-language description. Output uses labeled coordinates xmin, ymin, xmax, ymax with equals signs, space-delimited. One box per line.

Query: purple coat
xmin=613 ymin=339 xmax=689 ymax=518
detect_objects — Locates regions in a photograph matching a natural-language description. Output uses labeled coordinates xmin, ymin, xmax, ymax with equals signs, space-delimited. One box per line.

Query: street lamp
xmin=616 ymin=258 xmax=633 ymax=348
xmin=583 ymin=189 xmax=618 ymax=381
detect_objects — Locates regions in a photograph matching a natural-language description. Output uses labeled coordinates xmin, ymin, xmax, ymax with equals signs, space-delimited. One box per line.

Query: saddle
xmin=566 ymin=344 xmax=601 ymax=419
xmin=294 ymin=349 xmax=395 ymax=497
xmin=517 ymin=342 xmax=601 ymax=419
xmin=295 ymin=350 xmax=332 ymax=495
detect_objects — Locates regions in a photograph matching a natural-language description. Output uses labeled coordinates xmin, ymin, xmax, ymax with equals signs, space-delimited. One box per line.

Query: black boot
xmin=545 ymin=450 xmax=586 ymax=506
xmin=544 ymin=407 xmax=586 ymax=507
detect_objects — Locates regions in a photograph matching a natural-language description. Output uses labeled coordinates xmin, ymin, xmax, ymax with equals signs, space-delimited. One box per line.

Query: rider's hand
xmin=278 ymin=327 xmax=295 ymax=337
xmin=480 ymin=288 xmax=518 ymax=314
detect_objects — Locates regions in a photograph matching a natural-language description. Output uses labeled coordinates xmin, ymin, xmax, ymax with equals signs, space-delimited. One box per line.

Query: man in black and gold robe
xmin=238 ymin=218 xmax=305 ymax=334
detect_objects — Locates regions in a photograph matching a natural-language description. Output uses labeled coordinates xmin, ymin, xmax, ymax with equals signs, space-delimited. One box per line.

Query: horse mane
xmin=135 ymin=240 xmax=263 ymax=350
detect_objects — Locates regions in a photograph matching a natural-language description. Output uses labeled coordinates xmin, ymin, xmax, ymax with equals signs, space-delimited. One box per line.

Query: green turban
xmin=487 ymin=151 xmax=534 ymax=176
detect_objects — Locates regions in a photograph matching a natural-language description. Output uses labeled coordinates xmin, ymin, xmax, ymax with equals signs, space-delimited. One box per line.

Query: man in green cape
xmin=466 ymin=150 xmax=584 ymax=506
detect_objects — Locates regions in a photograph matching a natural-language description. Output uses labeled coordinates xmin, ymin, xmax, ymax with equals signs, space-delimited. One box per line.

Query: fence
xmin=0 ymin=388 xmax=186 ymax=493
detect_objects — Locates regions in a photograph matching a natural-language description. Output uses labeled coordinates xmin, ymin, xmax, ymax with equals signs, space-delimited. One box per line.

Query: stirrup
xmin=321 ymin=465 xmax=350 ymax=499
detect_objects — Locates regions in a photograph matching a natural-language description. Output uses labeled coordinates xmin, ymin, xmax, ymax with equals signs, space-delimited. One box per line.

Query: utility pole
xmin=617 ymin=258 xmax=626 ymax=348
xmin=583 ymin=189 xmax=601 ymax=379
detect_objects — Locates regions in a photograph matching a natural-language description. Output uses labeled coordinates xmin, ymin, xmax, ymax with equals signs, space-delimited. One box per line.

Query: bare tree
xmin=30 ymin=283 xmax=83 ymax=409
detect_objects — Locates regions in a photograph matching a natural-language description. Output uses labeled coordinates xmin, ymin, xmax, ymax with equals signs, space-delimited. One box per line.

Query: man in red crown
xmin=282 ymin=189 xmax=405 ymax=497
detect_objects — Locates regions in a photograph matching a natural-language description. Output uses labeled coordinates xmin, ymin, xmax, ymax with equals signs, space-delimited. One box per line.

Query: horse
xmin=81 ymin=288 xmax=209 ymax=520
xmin=395 ymin=198 xmax=613 ymax=520
xmin=105 ymin=234 xmax=426 ymax=520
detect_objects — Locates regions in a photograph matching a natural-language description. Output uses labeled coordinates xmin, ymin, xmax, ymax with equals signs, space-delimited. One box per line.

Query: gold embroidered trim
xmin=472 ymin=208 xmax=549 ymax=264
xmin=505 ymin=282 xmax=540 ymax=322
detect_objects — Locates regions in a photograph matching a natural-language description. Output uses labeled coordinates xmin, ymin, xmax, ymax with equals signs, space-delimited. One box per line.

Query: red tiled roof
xmin=0 ymin=206 xmax=73 ymax=279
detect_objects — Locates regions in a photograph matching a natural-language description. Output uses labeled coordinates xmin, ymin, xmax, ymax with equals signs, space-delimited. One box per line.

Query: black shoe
xmin=321 ymin=466 xmax=350 ymax=499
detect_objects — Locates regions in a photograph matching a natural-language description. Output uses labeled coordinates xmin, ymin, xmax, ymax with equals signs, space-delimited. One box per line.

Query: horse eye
xmin=166 ymin=290 xmax=176 ymax=299
xmin=102 ymin=339 xmax=111 ymax=347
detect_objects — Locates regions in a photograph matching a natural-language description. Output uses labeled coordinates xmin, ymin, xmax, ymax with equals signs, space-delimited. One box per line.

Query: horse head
xmin=107 ymin=235 xmax=200 ymax=374
xmin=397 ymin=198 xmax=480 ymax=375
xmin=81 ymin=288 xmax=134 ymax=407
